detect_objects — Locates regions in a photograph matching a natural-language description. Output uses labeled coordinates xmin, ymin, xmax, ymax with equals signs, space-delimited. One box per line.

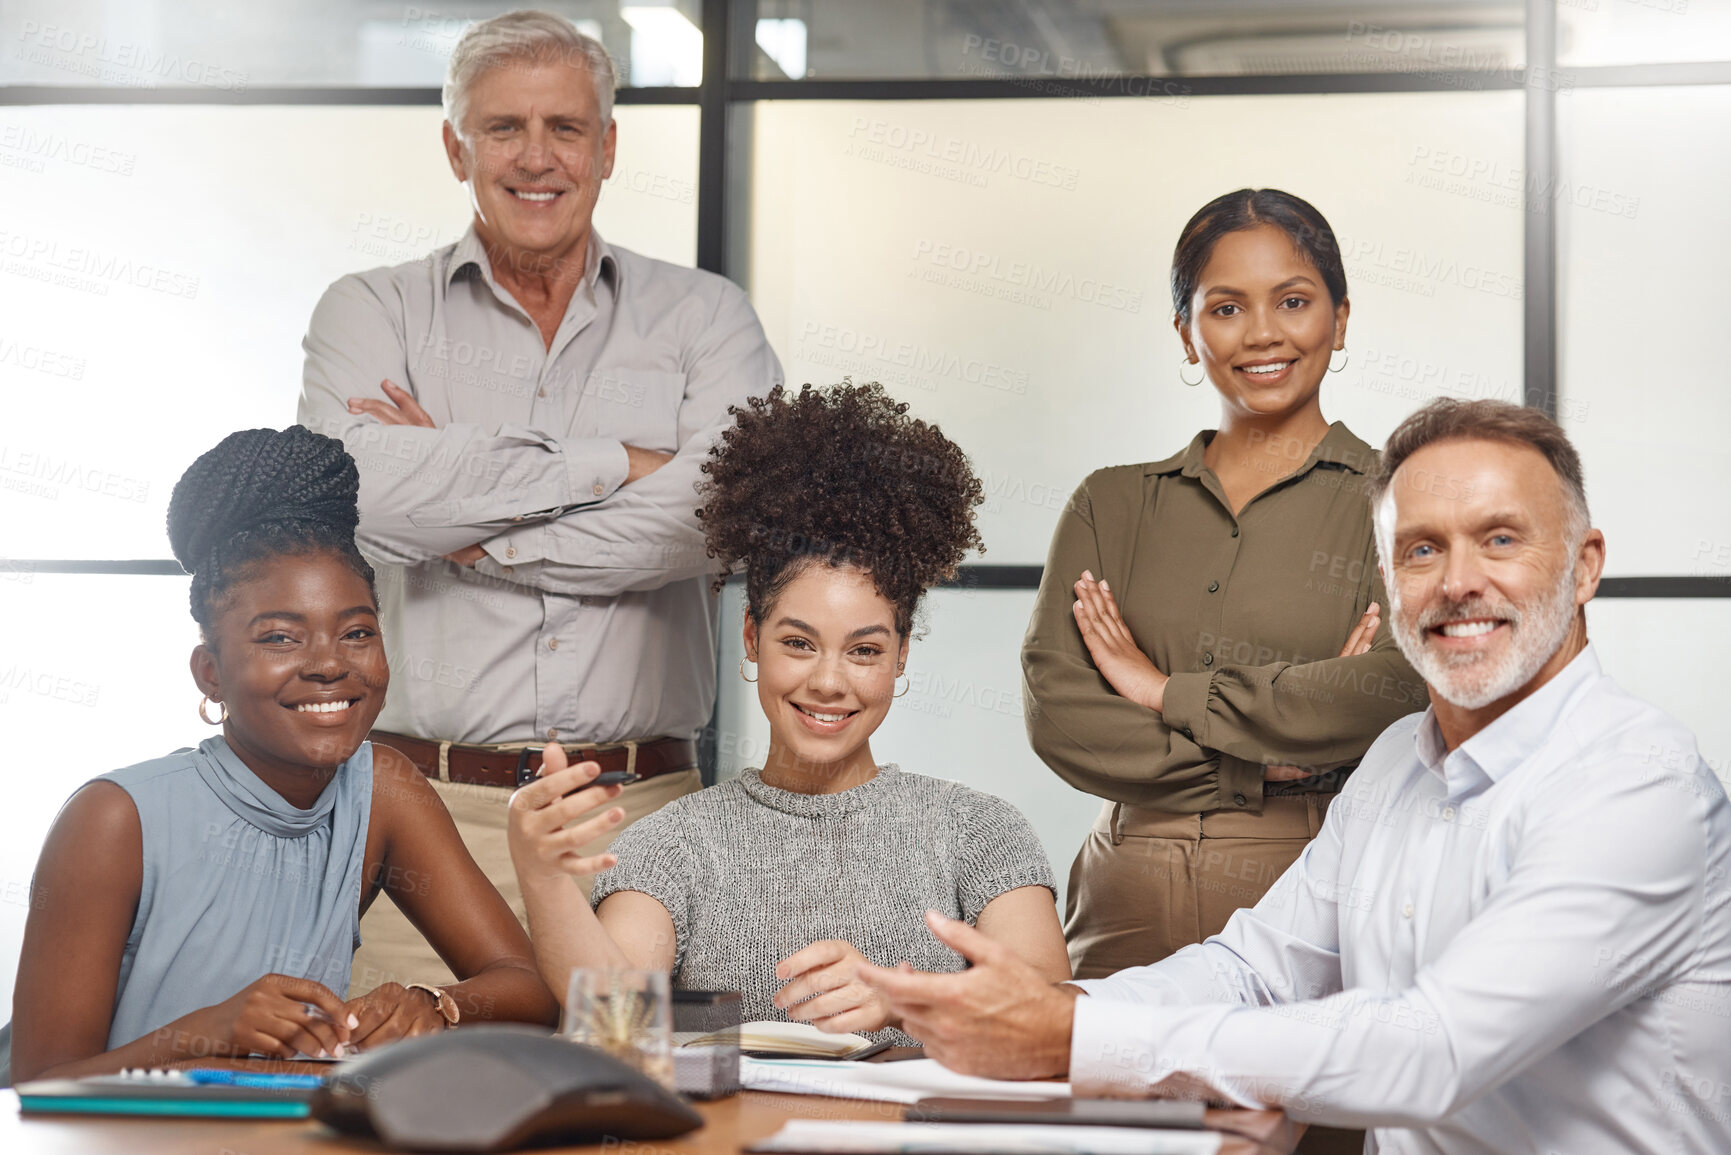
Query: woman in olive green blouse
xmin=1023 ymin=189 xmax=1425 ymax=981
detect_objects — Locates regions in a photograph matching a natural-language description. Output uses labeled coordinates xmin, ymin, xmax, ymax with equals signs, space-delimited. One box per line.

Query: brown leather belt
xmin=371 ymin=730 xmax=698 ymax=790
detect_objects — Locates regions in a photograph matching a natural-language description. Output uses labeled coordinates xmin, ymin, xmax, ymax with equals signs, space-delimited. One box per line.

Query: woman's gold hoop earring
xmin=198 ymin=696 xmax=227 ymax=725
xmin=893 ymin=673 xmax=910 ymax=699
xmin=738 ymin=656 xmax=758 ymax=683
xmin=1329 ymin=349 xmax=1349 ymax=374
xmin=1178 ymin=358 xmax=1205 ymax=387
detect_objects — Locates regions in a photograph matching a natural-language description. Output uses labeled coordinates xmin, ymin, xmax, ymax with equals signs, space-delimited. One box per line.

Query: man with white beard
xmin=859 ymin=399 xmax=1731 ymax=1155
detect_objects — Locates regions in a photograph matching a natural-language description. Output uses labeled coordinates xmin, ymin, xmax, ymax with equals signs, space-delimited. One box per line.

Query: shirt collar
xmin=738 ymin=763 xmax=898 ymax=818
xmin=446 ymin=224 xmax=617 ymax=293
xmin=1413 ymin=643 xmax=1603 ymax=791
xmin=195 ymin=734 xmax=349 ymax=839
xmin=1145 ymin=421 xmax=1378 ymax=480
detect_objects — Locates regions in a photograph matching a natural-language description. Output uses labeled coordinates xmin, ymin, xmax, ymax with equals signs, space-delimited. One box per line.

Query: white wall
xmin=1558 ymin=86 xmax=1731 ymax=577
xmin=747 ymin=92 xmax=1527 ymax=564
xmin=1586 ymin=599 xmax=1731 ymax=787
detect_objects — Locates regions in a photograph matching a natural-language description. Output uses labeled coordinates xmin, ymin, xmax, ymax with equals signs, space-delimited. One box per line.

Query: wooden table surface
xmin=4 ymin=1058 xmax=1301 ymax=1155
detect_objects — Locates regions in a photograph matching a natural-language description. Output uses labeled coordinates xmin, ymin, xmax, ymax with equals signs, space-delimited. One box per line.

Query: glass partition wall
xmin=4 ymin=0 xmax=1727 ymax=1019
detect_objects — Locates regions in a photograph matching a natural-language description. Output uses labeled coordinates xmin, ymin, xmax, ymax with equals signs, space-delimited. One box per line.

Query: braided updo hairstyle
xmin=167 ymin=425 xmax=376 ymax=633
xmin=698 ymin=382 xmax=984 ymax=637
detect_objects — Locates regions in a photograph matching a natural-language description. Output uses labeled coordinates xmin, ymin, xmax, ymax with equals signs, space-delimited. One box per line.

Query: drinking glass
xmin=562 ymin=967 xmax=674 ymax=1089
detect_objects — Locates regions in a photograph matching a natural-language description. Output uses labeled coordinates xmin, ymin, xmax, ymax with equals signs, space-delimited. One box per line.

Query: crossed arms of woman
xmin=1022 ymin=480 xmax=1425 ymax=813
xmin=1072 ymin=570 xmax=1382 ymax=781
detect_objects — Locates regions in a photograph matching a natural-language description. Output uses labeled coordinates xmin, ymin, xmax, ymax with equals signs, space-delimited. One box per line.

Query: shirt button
xmin=537 ymin=387 xmax=546 ymax=398
xmin=1231 ymin=526 xmax=1239 ymax=538
xmin=1202 ymin=652 xmax=1214 ymax=666
xmin=1182 ymin=727 xmax=1194 ymax=741
xmin=592 ymin=482 xmax=605 ymax=496
xmin=1401 ymin=901 xmax=1415 ymax=919
xmin=1442 ymin=806 xmax=1456 ymax=821
xmin=546 ymin=728 xmax=558 ymax=741
xmin=548 ymin=637 xmax=559 ymax=650
xmin=1233 ymin=793 xmax=1247 ymax=807
xmin=505 ymin=546 xmax=517 ymax=559
xmin=1207 ymin=580 xmax=1220 ymax=593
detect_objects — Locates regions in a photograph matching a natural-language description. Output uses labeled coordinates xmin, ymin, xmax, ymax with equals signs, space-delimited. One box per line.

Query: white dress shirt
xmin=1070 ymin=645 xmax=1731 ymax=1154
xmin=299 ymin=228 xmax=782 ymax=744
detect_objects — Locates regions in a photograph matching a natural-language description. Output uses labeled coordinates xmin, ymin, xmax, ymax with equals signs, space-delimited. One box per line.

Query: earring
xmin=199 ymin=695 xmax=227 ymax=725
xmin=738 ymin=656 xmax=758 ymax=683
xmin=1178 ymin=357 xmax=1204 ymax=387
xmin=1329 ymin=349 xmax=1349 ymax=374
xmin=893 ymin=669 xmax=909 ymax=699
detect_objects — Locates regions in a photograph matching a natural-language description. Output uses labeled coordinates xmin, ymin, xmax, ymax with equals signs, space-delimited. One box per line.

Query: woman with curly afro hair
xmin=5 ymin=426 xmax=557 ymax=1085
xmin=510 ymin=383 xmax=1070 ymax=1044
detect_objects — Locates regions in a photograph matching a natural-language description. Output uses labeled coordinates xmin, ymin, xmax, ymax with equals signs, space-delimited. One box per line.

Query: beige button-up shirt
xmin=1022 ymin=423 xmax=1425 ymax=814
xmin=299 ymin=228 xmax=782 ymax=744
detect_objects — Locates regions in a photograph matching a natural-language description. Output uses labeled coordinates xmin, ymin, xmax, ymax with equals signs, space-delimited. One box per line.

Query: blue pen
xmin=186 ymin=1069 xmax=325 ymax=1090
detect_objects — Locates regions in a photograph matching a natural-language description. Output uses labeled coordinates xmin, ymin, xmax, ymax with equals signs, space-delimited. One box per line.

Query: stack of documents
xmin=740 ymin=1057 xmax=1071 ymax=1104
xmin=747 ymin=1120 xmax=1222 ymax=1154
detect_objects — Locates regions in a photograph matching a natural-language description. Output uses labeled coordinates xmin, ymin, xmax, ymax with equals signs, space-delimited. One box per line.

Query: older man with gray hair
xmin=862 ymin=399 xmax=1731 ymax=1155
xmin=298 ymin=10 xmax=781 ymax=1002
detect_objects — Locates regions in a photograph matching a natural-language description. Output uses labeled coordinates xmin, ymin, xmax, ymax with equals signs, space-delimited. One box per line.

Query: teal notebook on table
xmin=16 ymin=1068 xmax=323 ymax=1118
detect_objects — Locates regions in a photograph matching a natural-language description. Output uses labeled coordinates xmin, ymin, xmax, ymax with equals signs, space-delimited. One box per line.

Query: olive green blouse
xmin=1021 ymin=422 xmax=1425 ymax=815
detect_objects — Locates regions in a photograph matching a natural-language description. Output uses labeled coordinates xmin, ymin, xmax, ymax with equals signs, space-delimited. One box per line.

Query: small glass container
xmin=562 ymin=968 xmax=674 ymax=1090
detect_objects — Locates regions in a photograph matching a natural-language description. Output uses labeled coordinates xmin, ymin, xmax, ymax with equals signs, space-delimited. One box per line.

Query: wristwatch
xmin=404 ymin=982 xmax=460 ymax=1028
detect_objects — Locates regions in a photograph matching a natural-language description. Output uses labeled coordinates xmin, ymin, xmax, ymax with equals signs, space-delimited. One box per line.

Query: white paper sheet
xmin=748 ymin=1120 xmax=1223 ymax=1154
xmin=740 ymin=1057 xmax=1072 ymax=1104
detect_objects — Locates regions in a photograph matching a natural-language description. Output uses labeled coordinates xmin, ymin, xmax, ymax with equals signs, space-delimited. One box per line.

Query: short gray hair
xmin=443 ymin=10 xmax=618 ymax=134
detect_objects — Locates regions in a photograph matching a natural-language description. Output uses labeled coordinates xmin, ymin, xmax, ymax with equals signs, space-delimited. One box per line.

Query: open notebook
xmin=680 ymin=1020 xmax=892 ymax=1061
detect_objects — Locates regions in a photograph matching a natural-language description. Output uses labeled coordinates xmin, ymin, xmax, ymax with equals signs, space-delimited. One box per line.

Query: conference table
xmin=2 ymin=1054 xmax=1302 ymax=1154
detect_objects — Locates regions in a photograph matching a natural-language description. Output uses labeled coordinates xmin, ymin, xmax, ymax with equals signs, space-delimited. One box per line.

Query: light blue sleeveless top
xmin=101 ymin=736 xmax=374 ymax=1050
xmin=1 ymin=737 xmax=372 ymax=1083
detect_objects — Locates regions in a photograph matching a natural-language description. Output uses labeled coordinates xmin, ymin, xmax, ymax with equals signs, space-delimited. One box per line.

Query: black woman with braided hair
xmin=4 ymin=425 xmax=557 ymax=1085
xmin=507 ymin=382 xmax=1071 ymax=1046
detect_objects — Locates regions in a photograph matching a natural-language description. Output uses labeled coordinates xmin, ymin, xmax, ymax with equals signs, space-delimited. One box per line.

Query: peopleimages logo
xmin=909 ymin=239 xmax=1143 ymax=313
xmin=846 ymin=117 xmax=1081 ymax=191
xmin=0 ymin=336 xmax=86 ymax=379
xmin=0 ymin=664 xmax=101 ymax=707
xmin=0 ymin=445 xmax=149 ymax=503
xmin=0 ymin=229 xmax=200 ymax=300
xmin=959 ymin=34 xmax=1192 ymax=104
xmin=797 ymin=321 xmax=1030 ymax=395
xmin=0 ymin=125 xmax=135 ymax=176
xmin=1337 ymin=234 xmax=1522 ymax=301
xmin=15 ymin=21 xmax=248 ymax=91
xmin=1407 ymin=146 xmax=1641 ymax=220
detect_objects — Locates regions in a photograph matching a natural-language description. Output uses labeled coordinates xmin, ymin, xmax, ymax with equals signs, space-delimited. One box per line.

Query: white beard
xmin=1390 ymin=574 xmax=1578 ymax=711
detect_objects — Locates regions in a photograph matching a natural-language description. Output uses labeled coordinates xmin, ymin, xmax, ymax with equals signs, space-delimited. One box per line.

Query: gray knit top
xmin=590 ymin=764 xmax=1055 ymax=1043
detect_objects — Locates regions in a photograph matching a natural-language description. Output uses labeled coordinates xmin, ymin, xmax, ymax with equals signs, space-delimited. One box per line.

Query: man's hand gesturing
xmin=858 ymin=910 xmax=1079 ymax=1079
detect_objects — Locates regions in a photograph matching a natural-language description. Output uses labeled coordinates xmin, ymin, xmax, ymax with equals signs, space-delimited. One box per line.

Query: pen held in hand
xmin=300 ymin=1002 xmax=360 ymax=1058
xmin=514 ymin=746 xmax=640 ymax=792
